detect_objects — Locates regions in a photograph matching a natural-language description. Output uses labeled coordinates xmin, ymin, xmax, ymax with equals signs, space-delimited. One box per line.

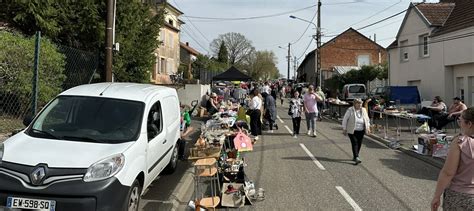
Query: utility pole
xmin=105 ymin=0 xmax=114 ymax=82
xmin=293 ymin=56 xmax=297 ymax=81
xmin=316 ymin=0 xmax=322 ymax=87
xmin=287 ymin=43 xmax=291 ymax=80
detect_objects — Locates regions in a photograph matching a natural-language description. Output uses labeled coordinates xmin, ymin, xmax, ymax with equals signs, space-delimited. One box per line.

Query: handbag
xmin=233 ymin=130 xmax=253 ymax=152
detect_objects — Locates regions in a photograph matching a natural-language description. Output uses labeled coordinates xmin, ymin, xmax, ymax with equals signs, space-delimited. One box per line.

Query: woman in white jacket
xmin=342 ymin=98 xmax=371 ymax=165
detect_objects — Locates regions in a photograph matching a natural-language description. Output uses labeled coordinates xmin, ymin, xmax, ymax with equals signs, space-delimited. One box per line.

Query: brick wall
xmin=321 ymin=29 xmax=388 ymax=71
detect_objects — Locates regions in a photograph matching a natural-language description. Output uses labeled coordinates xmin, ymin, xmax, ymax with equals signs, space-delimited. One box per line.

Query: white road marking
xmin=277 ymin=115 xmax=284 ymax=123
xmin=299 ymin=143 xmax=326 ymax=170
xmin=336 ymin=186 xmax=362 ymax=211
xmin=284 ymin=125 xmax=293 ymax=134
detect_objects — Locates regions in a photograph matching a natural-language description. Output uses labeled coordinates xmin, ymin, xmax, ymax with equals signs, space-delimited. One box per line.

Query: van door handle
xmin=162 ymin=139 xmax=167 ymax=144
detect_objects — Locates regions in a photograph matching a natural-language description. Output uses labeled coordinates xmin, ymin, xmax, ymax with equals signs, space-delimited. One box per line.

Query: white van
xmin=341 ymin=84 xmax=367 ymax=101
xmin=0 ymin=83 xmax=181 ymax=211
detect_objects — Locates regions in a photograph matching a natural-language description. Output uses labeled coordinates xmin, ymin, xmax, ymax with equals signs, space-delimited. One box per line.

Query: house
xmin=296 ymin=28 xmax=388 ymax=86
xmin=180 ymin=42 xmax=200 ymax=79
xmin=388 ymin=0 xmax=474 ymax=106
xmin=151 ymin=0 xmax=184 ymax=84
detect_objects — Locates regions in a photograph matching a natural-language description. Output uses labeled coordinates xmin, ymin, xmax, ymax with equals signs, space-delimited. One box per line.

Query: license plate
xmin=6 ymin=197 xmax=56 ymax=211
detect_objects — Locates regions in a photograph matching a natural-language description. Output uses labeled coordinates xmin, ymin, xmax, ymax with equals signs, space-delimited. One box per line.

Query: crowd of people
xmin=194 ymin=80 xmax=474 ymax=209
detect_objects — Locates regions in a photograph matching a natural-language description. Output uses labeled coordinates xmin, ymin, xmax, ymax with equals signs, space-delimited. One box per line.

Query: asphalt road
xmin=240 ymin=105 xmax=440 ymax=210
xmin=150 ymin=104 xmax=442 ymax=211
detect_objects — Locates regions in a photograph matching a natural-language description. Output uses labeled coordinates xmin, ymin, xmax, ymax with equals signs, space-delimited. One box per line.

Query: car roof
xmin=60 ymin=82 xmax=175 ymax=102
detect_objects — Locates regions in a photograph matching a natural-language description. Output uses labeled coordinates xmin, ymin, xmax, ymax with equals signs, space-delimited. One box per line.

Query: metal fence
xmin=0 ymin=34 xmax=98 ymax=135
xmin=199 ymin=69 xmax=219 ymax=84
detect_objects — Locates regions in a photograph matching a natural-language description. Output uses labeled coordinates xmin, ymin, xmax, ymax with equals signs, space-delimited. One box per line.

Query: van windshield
xmin=349 ymin=86 xmax=365 ymax=93
xmin=27 ymin=96 xmax=144 ymax=144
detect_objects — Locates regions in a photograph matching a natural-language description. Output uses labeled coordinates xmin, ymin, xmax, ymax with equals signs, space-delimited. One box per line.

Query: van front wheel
xmin=126 ymin=179 xmax=141 ymax=211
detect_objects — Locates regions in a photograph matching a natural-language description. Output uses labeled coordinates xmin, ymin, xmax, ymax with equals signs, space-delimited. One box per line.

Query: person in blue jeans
xmin=303 ymin=85 xmax=322 ymax=137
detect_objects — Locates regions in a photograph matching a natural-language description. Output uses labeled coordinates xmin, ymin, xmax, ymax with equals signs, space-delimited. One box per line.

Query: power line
xmin=296 ymin=38 xmax=315 ymax=61
xmin=291 ymin=11 xmax=318 ymax=45
xmin=183 ymin=4 xmax=317 ymax=20
xmin=356 ymin=9 xmax=407 ymax=30
xmin=181 ymin=29 xmax=210 ymax=54
xmin=329 ymin=32 xmax=474 ymax=51
xmin=172 ymin=0 xmax=211 ymax=44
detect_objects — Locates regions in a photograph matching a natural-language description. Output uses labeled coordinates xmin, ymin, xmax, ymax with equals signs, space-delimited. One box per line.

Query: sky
xmin=172 ymin=0 xmax=438 ymax=78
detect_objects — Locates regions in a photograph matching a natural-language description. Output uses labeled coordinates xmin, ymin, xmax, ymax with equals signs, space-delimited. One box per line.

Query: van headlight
xmin=0 ymin=143 xmax=4 ymax=161
xmin=84 ymin=154 xmax=125 ymax=182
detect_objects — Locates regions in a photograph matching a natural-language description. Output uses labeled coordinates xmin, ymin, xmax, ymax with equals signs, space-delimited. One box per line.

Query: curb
xmin=322 ymin=117 xmax=444 ymax=169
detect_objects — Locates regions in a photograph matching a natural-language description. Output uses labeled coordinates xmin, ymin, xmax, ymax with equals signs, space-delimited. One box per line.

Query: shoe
xmin=255 ymin=136 xmax=259 ymax=141
xmin=312 ymin=130 xmax=317 ymax=137
xmin=355 ymin=157 xmax=362 ymax=164
xmin=307 ymin=130 xmax=311 ymax=136
xmin=269 ymin=130 xmax=274 ymax=133
xmin=275 ymin=124 xmax=279 ymax=130
xmin=293 ymin=135 xmax=297 ymax=138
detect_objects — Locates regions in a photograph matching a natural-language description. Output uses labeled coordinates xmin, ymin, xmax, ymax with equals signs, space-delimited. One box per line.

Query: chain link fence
xmin=1 ymin=33 xmax=98 ymax=135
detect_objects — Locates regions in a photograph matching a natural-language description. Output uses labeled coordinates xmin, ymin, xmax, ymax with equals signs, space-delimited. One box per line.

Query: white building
xmin=388 ymin=0 xmax=474 ymax=106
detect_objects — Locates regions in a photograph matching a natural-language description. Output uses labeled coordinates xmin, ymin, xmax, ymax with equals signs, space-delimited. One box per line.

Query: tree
xmin=0 ymin=31 xmax=66 ymax=114
xmin=241 ymin=50 xmax=279 ymax=80
xmin=217 ymin=41 xmax=228 ymax=65
xmin=191 ymin=55 xmax=227 ymax=79
xmin=325 ymin=64 xmax=387 ymax=92
xmin=2 ymin=0 xmax=164 ymax=83
xmin=2 ymin=0 xmax=105 ymax=51
xmin=112 ymin=0 xmax=163 ymax=82
xmin=210 ymin=32 xmax=255 ymax=65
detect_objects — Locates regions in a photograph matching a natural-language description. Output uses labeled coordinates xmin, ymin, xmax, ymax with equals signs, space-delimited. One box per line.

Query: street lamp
xmin=290 ymin=14 xmax=322 ymax=87
xmin=278 ymin=45 xmax=294 ymax=80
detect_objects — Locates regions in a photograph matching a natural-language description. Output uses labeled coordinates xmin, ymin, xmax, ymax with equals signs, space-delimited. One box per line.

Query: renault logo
xmin=30 ymin=166 xmax=46 ymax=185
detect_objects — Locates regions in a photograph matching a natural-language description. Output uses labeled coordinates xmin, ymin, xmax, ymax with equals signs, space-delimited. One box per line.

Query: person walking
xmin=289 ymin=91 xmax=303 ymax=138
xmin=342 ymin=98 xmax=371 ymax=165
xmin=248 ymin=89 xmax=263 ymax=140
xmin=303 ymin=85 xmax=322 ymax=137
xmin=316 ymin=86 xmax=326 ymax=121
xmin=431 ymin=107 xmax=474 ymax=211
xmin=263 ymin=92 xmax=278 ymax=133
xmin=279 ymin=86 xmax=286 ymax=105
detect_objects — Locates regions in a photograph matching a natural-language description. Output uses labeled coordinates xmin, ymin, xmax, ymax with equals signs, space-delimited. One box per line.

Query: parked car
xmin=369 ymin=86 xmax=386 ymax=99
xmin=341 ymin=84 xmax=367 ymax=101
xmin=0 ymin=82 xmax=182 ymax=211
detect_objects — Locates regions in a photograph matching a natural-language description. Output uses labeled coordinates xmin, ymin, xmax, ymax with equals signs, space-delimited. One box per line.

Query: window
xmin=160 ymin=30 xmax=165 ymax=46
xmin=160 ymin=58 xmax=166 ymax=74
xmin=167 ymin=59 xmax=174 ymax=74
xmin=168 ymin=32 xmax=174 ymax=47
xmin=419 ymin=34 xmax=429 ymax=57
xmin=168 ymin=19 xmax=174 ymax=26
xmin=357 ymin=55 xmax=370 ymax=67
xmin=400 ymin=40 xmax=408 ymax=62
xmin=29 ymin=96 xmax=144 ymax=143
xmin=456 ymin=77 xmax=465 ymax=101
xmin=147 ymin=101 xmax=163 ymax=141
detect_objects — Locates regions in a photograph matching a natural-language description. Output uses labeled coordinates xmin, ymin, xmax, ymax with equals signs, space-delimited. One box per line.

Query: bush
xmin=0 ymin=31 xmax=66 ymax=115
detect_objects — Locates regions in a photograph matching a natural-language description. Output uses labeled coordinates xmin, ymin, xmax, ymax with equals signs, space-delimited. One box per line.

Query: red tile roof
xmin=180 ymin=42 xmax=200 ymax=55
xmin=415 ymin=3 xmax=455 ymax=26
xmin=433 ymin=0 xmax=474 ymax=36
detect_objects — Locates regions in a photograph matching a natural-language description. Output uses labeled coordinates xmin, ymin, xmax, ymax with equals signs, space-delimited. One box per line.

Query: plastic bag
xmin=416 ymin=122 xmax=430 ymax=134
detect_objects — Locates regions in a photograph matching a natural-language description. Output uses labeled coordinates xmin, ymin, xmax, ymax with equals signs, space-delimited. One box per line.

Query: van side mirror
xmin=23 ymin=115 xmax=33 ymax=127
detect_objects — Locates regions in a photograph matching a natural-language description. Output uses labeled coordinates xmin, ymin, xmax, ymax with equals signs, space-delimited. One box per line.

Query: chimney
xmin=186 ymin=42 xmax=189 ymax=46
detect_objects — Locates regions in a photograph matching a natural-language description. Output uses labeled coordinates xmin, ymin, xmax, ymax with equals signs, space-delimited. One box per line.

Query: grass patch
xmin=0 ymin=116 xmax=24 ymax=134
